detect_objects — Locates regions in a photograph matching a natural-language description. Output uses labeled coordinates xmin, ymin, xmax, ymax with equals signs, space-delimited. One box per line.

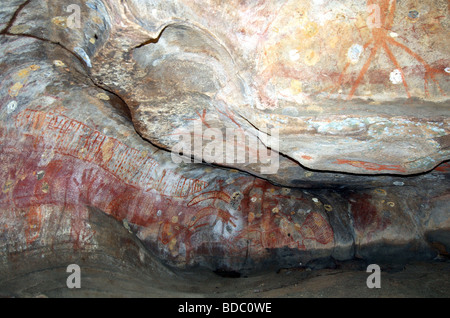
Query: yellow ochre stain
xmin=168 ymin=238 xmax=177 ymax=251
xmin=290 ymin=80 xmax=303 ymax=95
xmin=96 ymin=92 xmax=110 ymax=100
xmin=9 ymin=83 xmax=23 ymax=97
xmin=374 ymin=189 xmax=387 ymax=195
xmin=303 ymin=21 xmax=319 ymax=38
xmin=304 ymin=49 xmax=319 ymax=66
xmin=41 ymin=182 xmax=49 ymax=193
xmin=2 ymin=180 xmax=14 ymax=193
xmin=101 ymin=139 xmax=115 ymax=162
xmin=53 ymin=60 xmax=66 ymax=67
xmin=51 ymin=16 xmax=68 ymax=28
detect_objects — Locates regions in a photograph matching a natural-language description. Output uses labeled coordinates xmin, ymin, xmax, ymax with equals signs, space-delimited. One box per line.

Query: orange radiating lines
xmin=336 ymin=0 xmax=448 ymax=100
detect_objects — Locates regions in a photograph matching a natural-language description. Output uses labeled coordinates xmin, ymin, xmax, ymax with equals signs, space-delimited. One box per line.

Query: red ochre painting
xmin=0 ymin=109 xmax=336 ymax=267
xmin=256 ymin=0 xmax=449 ymax=106
xmin=333 ymin=0 xmax=448 ymax=100
xmin=0 ymin=0 xmax=448 ymax=274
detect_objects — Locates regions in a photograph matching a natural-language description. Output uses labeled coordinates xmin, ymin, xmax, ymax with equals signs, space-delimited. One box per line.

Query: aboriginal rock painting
xmin=0 ymin=108 xmax=335 ymax=267
xmin=15 ymin=109 xmax=208 ymax=197
xmin=349 ymin=192 xmax=392 ymax=242
xmin=257 ymin=0 xmax=449 ymax=106
xmin=333 ymin=159 xmax=406 ymax=173
xmin=236 ymin=179 xmax=334 ymax=253
xmin=333 ymin=0 xmax=448 ymax=99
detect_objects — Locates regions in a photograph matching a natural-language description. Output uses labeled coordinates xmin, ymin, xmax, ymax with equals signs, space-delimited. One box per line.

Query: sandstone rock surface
xmin=0 ymin=0 xmax=448 ymax=297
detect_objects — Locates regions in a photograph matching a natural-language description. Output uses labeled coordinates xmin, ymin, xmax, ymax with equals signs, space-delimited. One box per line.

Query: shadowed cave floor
xmin=2 ymin=261 xmax=449 ymax=298
xmin=1 ymin=205 xmax=449 ymax=298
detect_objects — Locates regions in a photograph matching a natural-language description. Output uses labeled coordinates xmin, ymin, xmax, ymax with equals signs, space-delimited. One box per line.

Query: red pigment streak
xmin=235 ymin=179 xmax=334 ymax=252
xmin=258 ymin=0 xmax=448 ymax=106
xmin=434 ymin=162 xmax=450 ymax=172
xmin=15 ymin=109 xmax=208 ymax=197
xmin=186 ymin=109 xmax=211 ymax=128
xmin=350 ymin=193 xmax=391 ymax=240
xmin=24 ymin=206 xmax=43 ymax=244
xmin=187 ymin=191 xmax=231 ymax=207
xmin=343 ymin=0 xmax=448 ymax=99
xmin=300 ymin=212 xmax=333 ymax=245
xmin=70 ymin=204 xmax=95 ymax=250
xmin=333 ymin=159 xmax=406 ymax=173
xmin=216 ymin=104 xmax=242 ymax=128
xmin=3 ymin=112 xmax=337 ymax=264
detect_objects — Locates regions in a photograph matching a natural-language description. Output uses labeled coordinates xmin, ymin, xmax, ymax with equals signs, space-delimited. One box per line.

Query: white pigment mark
xmin=347 ymin=44 xmax=363 ymax=64
xmin=389 ymin=69 xmax=403 ymax=85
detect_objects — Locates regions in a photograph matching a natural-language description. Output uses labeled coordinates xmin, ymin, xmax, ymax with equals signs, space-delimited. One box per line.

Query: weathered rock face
xmin=0 ymin=0 xmax=449 ymax=296
xmin=89 ymin=0 xmax=450 ymax=177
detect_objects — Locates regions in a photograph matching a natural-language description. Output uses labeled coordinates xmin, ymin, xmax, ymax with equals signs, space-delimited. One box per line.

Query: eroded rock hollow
xmin=0 ymin=0 xmax=449 ymax=297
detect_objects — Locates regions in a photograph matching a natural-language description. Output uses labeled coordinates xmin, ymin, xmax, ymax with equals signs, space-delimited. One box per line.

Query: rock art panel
xmin=0 ymin=0 xmax=449 ymax=288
